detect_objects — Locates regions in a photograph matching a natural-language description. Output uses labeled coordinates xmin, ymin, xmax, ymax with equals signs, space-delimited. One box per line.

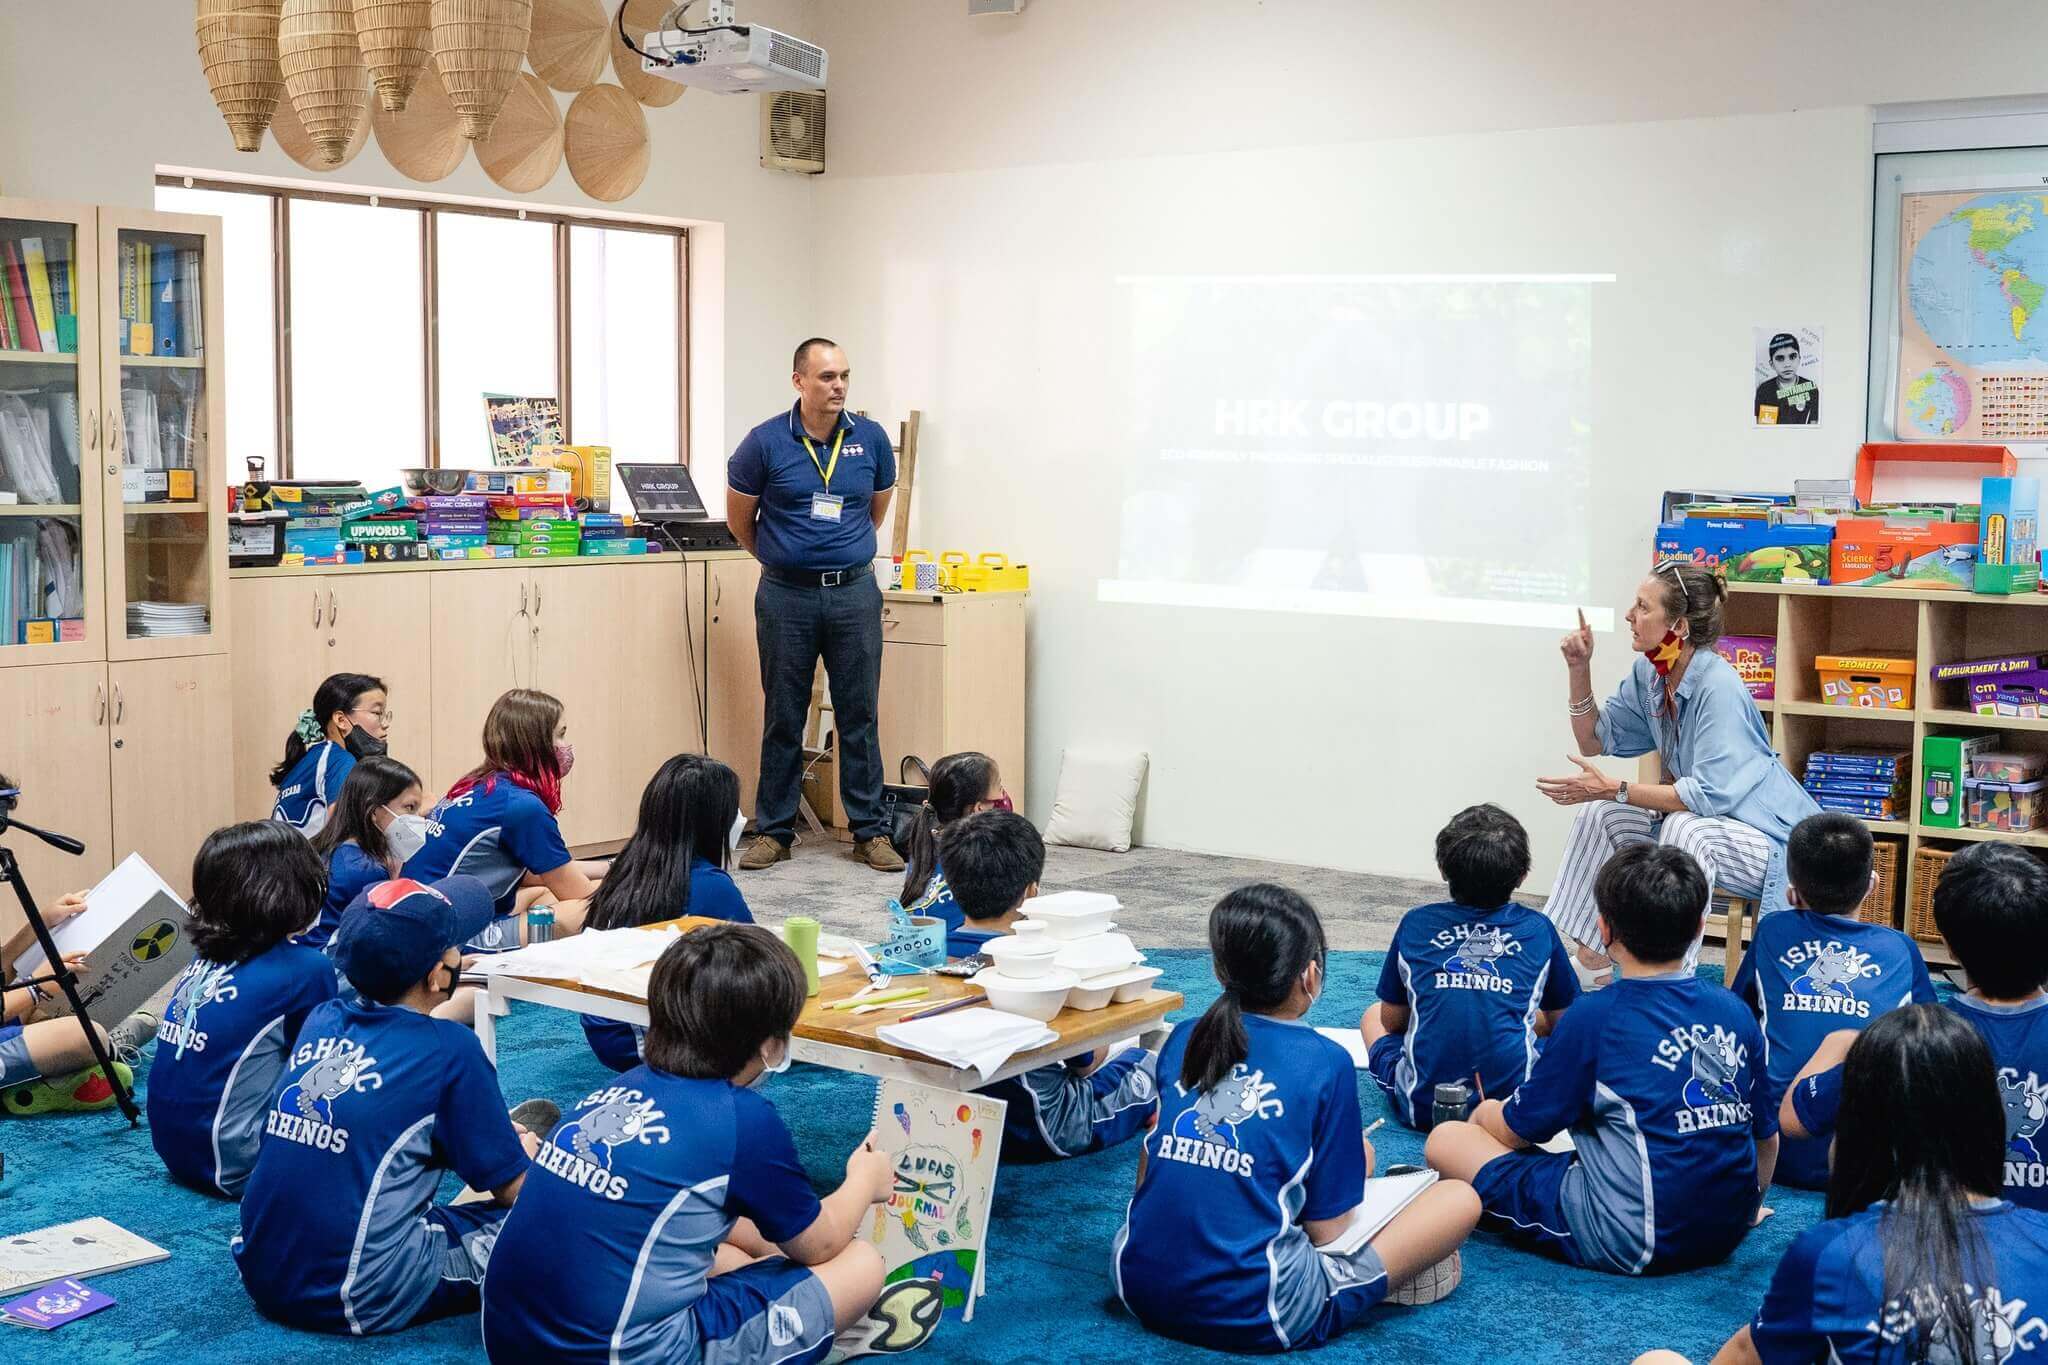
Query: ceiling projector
xmin=640 ymin=0 xmax=827 ymax=94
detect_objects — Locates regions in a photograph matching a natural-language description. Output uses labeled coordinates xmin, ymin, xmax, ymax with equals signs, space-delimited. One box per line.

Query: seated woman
xmin=481 ymin=924 xmax=889 ymax=1364
xmin=269 ymin=672 xmax=391 ymax=838
xmin=1696 ymin=1004 xmax=2048 ymax=1363
xmin=1540 ymin=561 xmax=1817 ymax=985
xmin=579 ymin=754 xmax=753 ymax=1072
xmin=148 ymin=821 xmax=337 ymax=1197
xmin=895 ymin=751 xmax=1007 ymax=937
xmin=404 ymin=688 xmax=604 ymax=951
xmin=303 ymin=755 xmax=431 ymax=951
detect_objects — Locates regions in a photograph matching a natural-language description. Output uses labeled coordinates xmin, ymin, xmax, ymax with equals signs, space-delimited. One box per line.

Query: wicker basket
xmin=195 ymin=0 xmax=284 ymax=153
xmin=352 ymin=0 xmax=433 ymax=112
xmin=431 ymin=0 xmax=533 ymax=141
xmin=1906 ymin=844 xmax=1956 ymax=942
xmin=279 ymin=0 xmax=369 ymax=167
xmin=1853 ymin=837 xmax=1904 ymax=928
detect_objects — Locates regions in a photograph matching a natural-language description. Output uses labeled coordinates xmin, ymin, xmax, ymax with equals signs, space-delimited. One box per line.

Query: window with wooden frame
xmin=153 ymin=176 xmax=688 ymax=486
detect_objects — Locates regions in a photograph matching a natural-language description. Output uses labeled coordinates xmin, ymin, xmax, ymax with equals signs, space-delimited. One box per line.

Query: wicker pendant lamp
xmin=195 ymin=0 xmax=284 ymax=153
xmin=278 ymin=0 xmax=369 ymax=166
xmin=351 ymin=0 xmax=433 ymax=111
xmin=430 ymin=0 xmax=534 ymax=141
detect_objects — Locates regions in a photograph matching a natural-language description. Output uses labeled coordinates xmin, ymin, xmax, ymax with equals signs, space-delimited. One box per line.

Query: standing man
xmin=726 ymin=338 xmax=905 ymax=872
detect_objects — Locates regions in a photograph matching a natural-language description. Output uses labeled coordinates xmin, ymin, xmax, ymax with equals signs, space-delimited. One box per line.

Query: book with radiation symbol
xmin=12 ymin=853 xmax=192 ymax=1024
xmin=838 ymin=1079 xmax=1007 ymax=1355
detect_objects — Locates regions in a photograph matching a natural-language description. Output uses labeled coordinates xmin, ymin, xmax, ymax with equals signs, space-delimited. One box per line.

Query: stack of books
xmin=1802 ymin=748 xmax=1910 ymax=821
xmin=419 ymin=495 xmax=489 ymax=555
xmin=126 ymin=601 xmax=208 ymax=638
xmin=489 ymin=515 xmax=582 ymax=558
xmin=117 ymin=240 xmax=203 ymax=358
xmin=1 ymin=234 xmax=79 ymax=354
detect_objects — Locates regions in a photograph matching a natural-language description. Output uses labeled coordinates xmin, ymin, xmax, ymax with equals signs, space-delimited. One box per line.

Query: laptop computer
xmin=616 ymin=463 xmax=740 ymax=552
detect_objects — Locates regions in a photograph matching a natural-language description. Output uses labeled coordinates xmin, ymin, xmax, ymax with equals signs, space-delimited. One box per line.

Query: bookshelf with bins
xmin=1680 ymin=581 xmax=2048 ymax=969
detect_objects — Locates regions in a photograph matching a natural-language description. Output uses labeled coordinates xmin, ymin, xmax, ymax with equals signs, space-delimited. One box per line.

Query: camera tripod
xmin=0 ymin=810 xmax=140 ymax=1125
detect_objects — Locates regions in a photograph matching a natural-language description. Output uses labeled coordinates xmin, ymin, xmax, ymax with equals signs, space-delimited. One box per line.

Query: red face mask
xmin=1644 ymin=629 xmax=1684 ymax=676
xmin=992 ymin=791 xmax=1013 ymax=814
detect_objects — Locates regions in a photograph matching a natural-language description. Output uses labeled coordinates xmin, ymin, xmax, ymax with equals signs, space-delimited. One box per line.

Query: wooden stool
xmin=1716 ymin=894 xmax=1758 ymax=986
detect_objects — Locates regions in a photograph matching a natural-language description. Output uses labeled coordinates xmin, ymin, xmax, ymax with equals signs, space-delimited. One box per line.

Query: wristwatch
xmin=1613 ymin=780 xmax=1630 ymax=806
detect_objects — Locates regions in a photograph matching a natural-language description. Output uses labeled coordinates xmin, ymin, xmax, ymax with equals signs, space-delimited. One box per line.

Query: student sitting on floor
xmin=1702 ymin=1005 xmax=2048 ymax=1365
xmin=1362 ymin=803 xmax=1578 ymax=1130
xmin=270 ymin=672 xmax=390 ymax=838
xmin=1115 ymin=884 xmax=1480 ymax=1352
xmin=940 ymin=810 xmax=1158 ymax=1162
xmin=233 ymin=876 xmax=550 ymax=1336
xmin=303 ymin=755 xmax=433 ymax=951
xmin=1782 ymin=841 xmax=2048 ymax=1213
xmin=895 ymin=751 xmax=1007 ymax=940
xmin=404 ymin=688 xmax=606 ymax=951
xmin=1728 ymin=812 xmax=1933 ymax=1191
xmin=0 ymin=892 xmax=143 ymax=1118
xmin=481 ymin=923 xmax=889 ymax=1365
xmin=1425 ymin=845 xmax=1776 ymax=1276
xmin=149 ymin=822 xmax=339 ymax=1197
xmin=577 ymin=754 xmax=754 ymax=1072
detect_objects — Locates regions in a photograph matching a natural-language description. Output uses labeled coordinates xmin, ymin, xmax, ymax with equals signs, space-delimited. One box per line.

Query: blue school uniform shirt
xmin=1749 ymin=1200 xmax=2048 ymax=1364
xmin=726 ymin=402 xmax=897 ymax=571
xmin=273 ymin=741 xmax=354 ymax=838
xmin=404 ymin=777 xmax=571 ymax=920
xmin=147 ymin=945 xmax=338 ymax=1198
xmin=949 ymin=923 xmax=1001 ymax=959
xmin=1112 ymin=1015 xmax=1367 ymax=1353
xmin=1501 ymin=970 xmax=1774 ymax=1275
xmin=1374 ymin=901 xmax=1578 ymax=1126
xmin=480 ymin=1067 xmax=824 ymax=1363
xmin=1597 ymin=650 xmax=1819 ymax=915
xmin=1792 ymin=994 xmax=2048 ymax=1212
xmin=580 ymin=859 xmax=754 ymax=1070
xmin=1730 ymin=909 xmax=1934 ymax=1188
xmin=298 ymin=841 xmax=388 ymax=952
xmin=906 ymin=862 xmax=962 ymax=939
xmin=233 ymin=996 xmax=528 ymax=1334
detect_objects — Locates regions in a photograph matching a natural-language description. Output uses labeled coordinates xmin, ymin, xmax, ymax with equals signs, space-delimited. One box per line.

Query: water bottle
xmin=1431 ymin=1081 xmax=1471 ymax=1129
xmin=526 ymin=903 xmax=555 ymax=945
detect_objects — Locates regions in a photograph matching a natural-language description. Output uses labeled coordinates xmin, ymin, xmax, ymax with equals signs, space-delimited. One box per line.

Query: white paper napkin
xmin=878 ymin=1008 xmax=1059 ymax=1080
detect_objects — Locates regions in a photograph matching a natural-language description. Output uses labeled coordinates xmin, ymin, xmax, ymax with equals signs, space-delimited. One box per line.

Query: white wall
xmin=0 ymin=0 xmax=823 ymax=455
xmin=800 ymin=0 xmax=2048 ymax=883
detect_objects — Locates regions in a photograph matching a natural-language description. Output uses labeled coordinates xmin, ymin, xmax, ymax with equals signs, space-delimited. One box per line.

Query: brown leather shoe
xmin=738 ymin=835 xmax=791 ymax=870
xmin=856 ymin=837 xmax=905 ymax=872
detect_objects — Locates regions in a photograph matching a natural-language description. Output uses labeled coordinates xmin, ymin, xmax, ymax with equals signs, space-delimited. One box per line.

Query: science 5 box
xmin=1829 ymin=518 xmax=1979 ymax=590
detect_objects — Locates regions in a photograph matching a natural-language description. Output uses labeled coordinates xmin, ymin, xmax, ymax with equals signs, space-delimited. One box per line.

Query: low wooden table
xmin=473 ymin=916 xmax=1184 ymax=1081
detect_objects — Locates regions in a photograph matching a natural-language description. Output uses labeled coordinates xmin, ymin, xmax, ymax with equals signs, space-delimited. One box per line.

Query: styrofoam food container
xmin=984 ymin=925 xmax=1060 ymax=979
xmin=1106 ymin=965 xmax=1164 ymax=1002
xmin=1055 ymin=932 xmax=1143 ymax=978
xmin=1020 ymin=890 xmax=1121 ymax=940
xmin=1065 ymin=981 xmax=1117 ymax=1011
xmin=972 ymin=965 xmax=1077 ymax=1021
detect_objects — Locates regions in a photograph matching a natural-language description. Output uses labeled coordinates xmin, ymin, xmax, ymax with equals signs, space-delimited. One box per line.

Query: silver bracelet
xmin=1567 ymin=695 xmax=1597 ymax=717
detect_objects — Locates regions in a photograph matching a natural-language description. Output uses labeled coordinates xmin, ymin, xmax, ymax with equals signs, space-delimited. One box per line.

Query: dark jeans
xmin=754 ymin=569 xmax=886 ymax=842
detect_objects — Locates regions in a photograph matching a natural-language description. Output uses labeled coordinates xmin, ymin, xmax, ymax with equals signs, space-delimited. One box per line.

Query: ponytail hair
xmin=1649 ymin=558 xmax=1728 ymax=653
xmin=901 ymin=751 xmax=999 ymax=904
xmin=1180 ymin=884 xmax=1327 ymax=1094
xmin=270 ymin=672 xmax=385 ymax=789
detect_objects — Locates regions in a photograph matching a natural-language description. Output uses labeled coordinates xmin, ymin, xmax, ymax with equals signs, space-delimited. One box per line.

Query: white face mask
xmin=749 ymin=1037 xmax=792 ymax=1088
xmin=383 ymin=810 xmax=440 ymax=866
xmin=729 ymin=810 xmax=747 ymax=853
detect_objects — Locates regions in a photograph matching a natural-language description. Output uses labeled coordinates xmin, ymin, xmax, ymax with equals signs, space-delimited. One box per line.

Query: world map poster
xmin=1895 ymin=186 xmax=2048 ymax=441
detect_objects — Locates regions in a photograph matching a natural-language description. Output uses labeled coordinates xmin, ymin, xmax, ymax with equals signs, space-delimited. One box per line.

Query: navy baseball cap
xmin=1769 ymin=332 xmax=1800 ymax=355
xmin=333 ymin=875 xmax=497 ymax=1002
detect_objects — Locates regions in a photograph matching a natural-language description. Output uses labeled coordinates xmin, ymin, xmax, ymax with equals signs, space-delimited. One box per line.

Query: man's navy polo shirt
xmin=727 ymin=402 xmax=897 ymax=571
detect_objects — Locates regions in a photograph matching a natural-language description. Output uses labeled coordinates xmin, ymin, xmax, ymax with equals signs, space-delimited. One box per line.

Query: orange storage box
xmin=1815 ymin=654 xmax=1916 ymax=710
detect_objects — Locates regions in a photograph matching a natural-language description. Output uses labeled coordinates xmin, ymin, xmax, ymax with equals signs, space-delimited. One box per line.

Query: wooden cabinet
xmin=108 ymin=654 xmax=232 ymax=899
xmin=322 ymin=572 xmax=434 ymax=794
xmin=227 ymin=575 xmax=323 ymax=820
xmin=877 ymin=641 xmax=945 ymax=785
xmin=706 ymin=558 xmax=765 ymax=815
xmin=0 ymin=663 xmax=113 ymax=941
xmin=427 ymin=567 xmax=531 ymax=796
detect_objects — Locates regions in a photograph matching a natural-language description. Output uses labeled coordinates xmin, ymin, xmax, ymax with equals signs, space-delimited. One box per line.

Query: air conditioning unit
xmin=762 ymin=90 xmax=825 ymax=174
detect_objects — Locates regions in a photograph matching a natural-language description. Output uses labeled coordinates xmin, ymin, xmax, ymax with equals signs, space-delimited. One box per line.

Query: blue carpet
xmin=0 ymin=950 xmax=1818 ymax=1363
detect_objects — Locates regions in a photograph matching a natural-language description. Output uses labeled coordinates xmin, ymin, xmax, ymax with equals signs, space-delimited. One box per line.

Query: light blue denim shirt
xmin=1596 ymin=649 xmax=1818 ymax=915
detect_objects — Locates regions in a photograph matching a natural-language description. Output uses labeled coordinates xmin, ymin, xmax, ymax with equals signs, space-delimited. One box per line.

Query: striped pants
xmin=1546 ymin=804 xmax=1773 ymax=968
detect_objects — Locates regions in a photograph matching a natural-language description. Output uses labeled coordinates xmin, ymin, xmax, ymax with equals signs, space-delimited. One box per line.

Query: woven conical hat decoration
xmin=278 ymin=0 xmax=368 ymax=166
xmin=610 ymin=0 xmax=682 ymax=108
xmin=373 ymin=63 xmax=468 ymax=181
xmin=479 ymin=72 xmax=564 ymax=192
xmin=272 ymin=71 xmax=373 ymax=169
xmin=430 ymin=0 xmax=533 ymax=141
xmin=530 ymin=0 xmax=607 ymax=92
xmin=195 ymin=0 xmax=284 ymax=153
xmin=565 ymin=83 xmax=647 ymax=202
xmin=352 ymin=0 xmax=433 ymax=111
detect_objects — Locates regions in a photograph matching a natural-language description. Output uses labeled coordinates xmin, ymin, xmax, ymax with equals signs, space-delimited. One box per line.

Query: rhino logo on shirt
xmin=1788 ymin=943 xmax=1882 ymax=1000
xmin=163 ymin=962 xmax=240 ymax=1055
xmin=1446 ymin=925 xmax=1514 ymax=978
xmin=557 ymin=1094 xmax=671 ymax=1170
xmin=284 ymin=1041 xmax=383 ymax=1126
xmin=1682 ymin=1030 xmax=1742 ymax=1108
xmin=1923 ymin=1288 xmax=2022 ymax=1365
xmin=2000 ymin=1071 xmax=2048 ymax=1163
xmin=1172 ymin=1065 xmax=1285 ymax=1148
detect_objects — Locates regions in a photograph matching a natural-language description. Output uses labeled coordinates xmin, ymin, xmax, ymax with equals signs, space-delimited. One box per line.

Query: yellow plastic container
xmin=1814 ymin=653 xmax=1916 ymax=710
xmin=899 ymin=550 xmax=940 ymax=592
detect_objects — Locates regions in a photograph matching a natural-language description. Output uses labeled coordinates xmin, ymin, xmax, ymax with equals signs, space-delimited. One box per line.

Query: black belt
xmin=761 ymin=562 xmax=874 ymax=589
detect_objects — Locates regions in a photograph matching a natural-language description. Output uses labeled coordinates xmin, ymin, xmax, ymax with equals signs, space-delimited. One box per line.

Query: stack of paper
xmin=125 ymin=601 xmax=208 ymax=637
xmin=468 ymin=925 xmax=681 ymax=983
xmin=1322 ymin=1170 xmax=1439 ymax=1257
xmin=877 ymin=1007 xmax=1057 ymax=1080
